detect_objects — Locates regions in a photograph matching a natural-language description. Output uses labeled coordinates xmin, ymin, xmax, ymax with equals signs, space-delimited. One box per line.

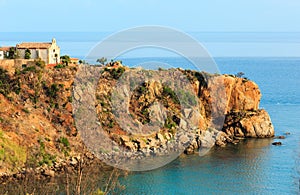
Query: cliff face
xmin=0 ymin=62 xmax=274 ymax=174
xmin=211 ymin=75 xmax=274 ymax=138
xmin=0 ymin=64 xmax=79 ymax=174
xmin=184 ymin=73 xmax=274 ymax=152
xmin=92 ymin=65 xmax=274 ymax=157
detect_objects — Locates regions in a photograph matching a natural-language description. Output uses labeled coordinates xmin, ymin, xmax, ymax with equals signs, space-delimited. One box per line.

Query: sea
xmin=1 ymin=32 xmax=300 ymax=194
xmin=117 ymin=57 xmax=300 ymax=195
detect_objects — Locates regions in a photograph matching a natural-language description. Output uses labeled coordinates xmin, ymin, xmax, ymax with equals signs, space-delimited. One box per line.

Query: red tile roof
xmin=16 ymin=42 xmax=52 ymax=49
xmin=0 ymin=47 xmax=12 ymax=51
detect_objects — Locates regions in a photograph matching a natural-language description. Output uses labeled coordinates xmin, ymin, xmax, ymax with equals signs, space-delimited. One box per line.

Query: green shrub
xmin=24 ymin=49 xmax=31 ymax=59
xmin=54 ymin=64 xmax=66 ymax=69
xmin=0 ymin=130 xmax=27 ymax=171
xmin=68 ymin=96 xmax=72 ymax=103
xmin=177 ymin=89 xmax=197 ymax=106
xmin=164 ymin=117 xmax=176 ymax=129
xmin=39 ymin=153 xmax=56 ymax=166
xmin=108 ymin=121 xmax=114 ymax=128
xmin=0 ymin=67 xmax=21 ymax=97
xmin=235 ymin=72 xmax=245 ymax=78
xmin=163 ymin=85 xmax=179 ymax=104
xmin=47 ymin=84 xmax=59 ymax=99
xmin=22 ymin=108 xmax=30 ymax=114
xmin=59 ymin=137 xmax=70 ymax=148
xmin=37 ymin=139 xmax=56 ymax=166
xmin=21 ymin=66 xmax=36 ymax=73
xmin=139 ymin=86 xmax=147 ymax=94
xmin=58 ymin=137 xmax=70 ymax=156
xmin=35 ymin=59 xmax=45 ymax=68
xmin=91 ymin=189 xmax=105 ymax=195
xmin=110 ymin=67 xmax=125 ymax=79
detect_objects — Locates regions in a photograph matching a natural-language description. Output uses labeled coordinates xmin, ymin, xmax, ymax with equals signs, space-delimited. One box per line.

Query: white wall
xmin=15 ymin=39 xmax=61 ymax=64
xmin=0 ymin=51 xmax=4 ymax=60
xmin=49 ymin=43 xmax=60 ymax=64
xmin=17 ymin=48 xmax=49 ymax=64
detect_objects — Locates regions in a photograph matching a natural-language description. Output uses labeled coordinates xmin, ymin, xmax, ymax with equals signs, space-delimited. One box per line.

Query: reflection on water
xmin=117 ymin=58 xmax=300 ymax=195
xmin=118 ymin=136 xmax=299 ymax=195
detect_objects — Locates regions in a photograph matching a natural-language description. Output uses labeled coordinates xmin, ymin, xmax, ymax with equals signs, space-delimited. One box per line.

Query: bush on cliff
xmin=0 ymin=67 xmax=21 ymax=97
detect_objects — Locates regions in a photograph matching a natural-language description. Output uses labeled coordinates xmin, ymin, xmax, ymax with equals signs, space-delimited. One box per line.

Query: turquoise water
xmin=117 ymin=57 xmax=300 ymax=194
xmin=1 ymin=33 xmax=299 ymax=194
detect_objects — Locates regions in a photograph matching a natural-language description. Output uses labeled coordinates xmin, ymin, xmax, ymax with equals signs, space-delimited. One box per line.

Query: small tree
xmin=25 ymin=49 xmax=31 ymax=59
xmin=35 ymin=59 xmax=46 ymax=68
xmin=8 ymin=47 xmax=16 ymax=59
xmin=235 ymin=72 xmax=245 ymax=78
xmin=60 ymin=55 xmax=71 ymax=66
xmin=96 ymin=57 xmax=107 ymax=65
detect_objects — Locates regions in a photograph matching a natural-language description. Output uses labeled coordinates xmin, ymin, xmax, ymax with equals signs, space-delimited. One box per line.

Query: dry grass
xmin=0 ymin=129 xmax=26 ymax=173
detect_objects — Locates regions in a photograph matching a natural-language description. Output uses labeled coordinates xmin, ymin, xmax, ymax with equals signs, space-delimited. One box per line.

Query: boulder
xmin=272 ymin=142 xmax=282 ymax=146
xmin=156 ymin=133 xmax=166 ymax=144
xmin=223 ymin=109 xmax=274 ymax=138
xmin=43 ymin=169 xmax=55 ymax=177
xmin=215 ymin=131 xmax=229 ymax=147
xmin=239 ymin=110 xmax=274 ymax=138
xmin=136 ymin=138 xmax=147 ymax=149
xmin=199 ymin=131 xmax=215 ymax=148
xmin=120 ymin=135 xmax=130 ymax=143
xmin=124 ymin=141 xmax=135 ymax=150
xmin=276 ymin=135 xmax=285 ymax=139
xmin=178 ymin=134 xmax=189 ymax=145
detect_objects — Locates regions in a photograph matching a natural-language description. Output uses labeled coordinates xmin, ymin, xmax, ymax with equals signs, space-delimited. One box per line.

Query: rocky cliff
xmin=0 ymin=61 xmax=274 ymax=174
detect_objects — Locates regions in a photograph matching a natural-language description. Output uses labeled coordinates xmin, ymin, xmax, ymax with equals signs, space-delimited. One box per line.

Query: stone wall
xmin=0 ymin=59 xmax=35 ymax=75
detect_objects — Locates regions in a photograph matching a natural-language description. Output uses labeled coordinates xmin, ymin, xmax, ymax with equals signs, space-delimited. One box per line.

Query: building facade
xmin=70 ymin=58 xmax=79 ymax=65
xmin=0 ymin=47 xmax=11 ymax=60
xmin=16 ymin=38 xmax=60 ymax=64
xmin=0 ymin=51 xmax=3 ymax=60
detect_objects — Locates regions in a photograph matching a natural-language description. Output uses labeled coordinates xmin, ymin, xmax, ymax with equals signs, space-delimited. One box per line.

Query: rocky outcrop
xmin=215 ymin=75 xmax=274 ymax=139
xmin=239 ymin=110 xmax=274 ymax=137
xmin=0 ymin=62 xmax=275 ymax=174
xmin=222 ymin=75 xmax=261 ymax=113
xmin=223 ymin=109 xmax=274 ymax=138
xmin=92 ymin=65 xmax=274 ymax=158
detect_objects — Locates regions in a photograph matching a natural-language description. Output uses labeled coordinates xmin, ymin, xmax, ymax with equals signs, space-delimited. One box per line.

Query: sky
xmin=0 ymin=0 xmax=300 ymax=32
xmin=0 ymin=0 xmax=300 ymax=57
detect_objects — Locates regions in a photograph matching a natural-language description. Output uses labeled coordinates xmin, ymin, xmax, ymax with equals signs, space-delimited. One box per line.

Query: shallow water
xmin=118 ymin=57 xmax=300 ymax=194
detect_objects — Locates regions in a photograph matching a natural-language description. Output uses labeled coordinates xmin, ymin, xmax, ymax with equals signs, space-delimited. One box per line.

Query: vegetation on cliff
xmin=0 ymin=60 xmax=274 ymax=193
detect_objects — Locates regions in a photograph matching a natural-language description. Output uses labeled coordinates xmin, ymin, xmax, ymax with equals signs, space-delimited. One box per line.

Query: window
xmin=53 ymin=49 xmax=55 ymax=52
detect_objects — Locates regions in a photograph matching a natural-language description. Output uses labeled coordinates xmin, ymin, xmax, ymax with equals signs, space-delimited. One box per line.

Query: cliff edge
xmin=0 ymin=61 xmax=274 ymax=175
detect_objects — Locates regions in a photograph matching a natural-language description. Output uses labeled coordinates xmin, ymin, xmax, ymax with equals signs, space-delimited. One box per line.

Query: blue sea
xmin=116 ymin=57 xmax=300 ymax=195
xmin=1 ymin=32 xmax=300 ymax=194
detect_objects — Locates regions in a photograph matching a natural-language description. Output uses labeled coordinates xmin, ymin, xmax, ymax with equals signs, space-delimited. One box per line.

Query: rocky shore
xmin=0 ymin=61 xmax=274 ymax=180
xmin=71 ymin=62 xmax=274 ymax=170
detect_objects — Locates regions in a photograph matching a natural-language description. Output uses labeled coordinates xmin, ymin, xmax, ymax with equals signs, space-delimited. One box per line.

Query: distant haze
xmin=1 ymin=32 xmax=299 ymax=58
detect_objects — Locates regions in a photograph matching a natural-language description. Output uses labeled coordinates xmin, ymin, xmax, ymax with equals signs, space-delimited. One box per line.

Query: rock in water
xmin=223 ymin=109 xmax=274 ymax=138
xmin=272 ymin=142 xmax=282 ymax=146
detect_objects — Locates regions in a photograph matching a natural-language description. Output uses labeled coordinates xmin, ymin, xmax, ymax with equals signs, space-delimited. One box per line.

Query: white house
xmin=0 ymin=47 xmax=11 ymax=60
xmin=16 ymin=38 xmax=60 ymax=64
xmin=0 ymin=51 xmax=3 ymax=60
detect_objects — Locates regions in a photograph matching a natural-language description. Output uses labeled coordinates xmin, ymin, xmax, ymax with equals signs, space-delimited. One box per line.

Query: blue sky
xmin=1 ymin=0 xmax=300 ymax=57
xmin=1 ymin=0 xmax=300 ymax=32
